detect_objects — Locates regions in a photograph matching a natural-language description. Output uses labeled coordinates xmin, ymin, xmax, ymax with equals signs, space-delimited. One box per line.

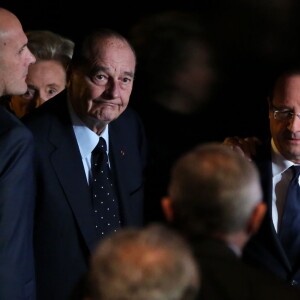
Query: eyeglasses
xmin=273 ymin=110 xmax=300 ymax=121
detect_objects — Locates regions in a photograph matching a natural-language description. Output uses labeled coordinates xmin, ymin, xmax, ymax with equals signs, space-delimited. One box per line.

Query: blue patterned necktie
xmin=91 ymin=137 xmax=121 ymax=238
xmin=279 ymin=165 xmax=300 ymax=268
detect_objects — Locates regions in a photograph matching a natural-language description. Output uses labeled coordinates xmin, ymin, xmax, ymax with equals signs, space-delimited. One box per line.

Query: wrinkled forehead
xmin=87 ymin=37 xmax=135 ymax=66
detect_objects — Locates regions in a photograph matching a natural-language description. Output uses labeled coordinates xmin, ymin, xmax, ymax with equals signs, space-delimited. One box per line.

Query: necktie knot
xmin=93 ymin=137 xmax=107 ymax=154
xmin=91 ymin=138 xmax=109 ymax=174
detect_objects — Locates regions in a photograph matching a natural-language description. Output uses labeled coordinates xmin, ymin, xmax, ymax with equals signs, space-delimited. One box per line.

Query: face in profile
xmin=269 ymin=74 xmax=300 ymax=163
xmin=69 ymin=37 xmax=136 ymax=132
xmin=10 ymin=59 xmax=67 ymax=117
xmin=0 ymin=12 xmax=36 ymax=96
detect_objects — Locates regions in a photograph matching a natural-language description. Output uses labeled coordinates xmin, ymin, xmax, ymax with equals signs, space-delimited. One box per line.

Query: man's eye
xmin=122 ymin=77 xmax=131 ymax=84
xmin=48 ymin=88 xmax=58 ymax=95
xmin=281 ymin=111 xmax=292 ymax=116
xmin=23 ymin=89 xmax=35 ymax=99
xmin=95 ymin=75 xmax=105 ymax=81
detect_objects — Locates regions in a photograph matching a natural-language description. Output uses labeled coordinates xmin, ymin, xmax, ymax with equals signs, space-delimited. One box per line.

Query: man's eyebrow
xmin=90 ymin=65 xmax=108 ymax=73
xmin=123 ymin=71 xmax=134 ymax=78
xmin=90 ymin=66 xmax=134 ymax=78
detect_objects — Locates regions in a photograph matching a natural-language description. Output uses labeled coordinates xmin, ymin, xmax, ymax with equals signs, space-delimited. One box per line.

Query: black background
xmin=4 ymin=0 xmax=300 ymax=138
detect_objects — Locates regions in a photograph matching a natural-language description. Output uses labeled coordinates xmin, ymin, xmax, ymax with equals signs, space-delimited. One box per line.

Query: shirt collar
xmin=271 ymin=138 xmax=294 ymax=176
xmin=68 ymin=100 xmax=109 ymax=159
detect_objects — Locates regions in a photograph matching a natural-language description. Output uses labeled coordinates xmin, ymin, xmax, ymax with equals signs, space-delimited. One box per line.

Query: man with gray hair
xmin=83 ymin=224 xmax=200 ymax=300
xmin=162 ymin=142 xmax=300 ymax=299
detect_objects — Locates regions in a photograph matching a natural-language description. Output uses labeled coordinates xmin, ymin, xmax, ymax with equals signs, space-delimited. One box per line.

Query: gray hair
xmin=87 ymin=224 xmax=200 ymax=300
xmin=26 ymin=30 xmax=74 ymax=69
xmin=168 ymin=142 xmax=262 ymax=236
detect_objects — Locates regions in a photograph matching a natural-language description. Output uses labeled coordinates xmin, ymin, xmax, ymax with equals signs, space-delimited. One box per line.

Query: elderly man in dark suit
xmin=162 ymin=142 xmax=300 ymax=299
xmin=0 ymin=7 xmax=36 ymax=300
xmin=22 ymin=29 xmax=148 ymax=300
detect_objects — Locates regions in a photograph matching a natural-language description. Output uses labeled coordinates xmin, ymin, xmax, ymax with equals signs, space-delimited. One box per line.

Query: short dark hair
xmin=268 ymin=64 xmax=300 ymax=104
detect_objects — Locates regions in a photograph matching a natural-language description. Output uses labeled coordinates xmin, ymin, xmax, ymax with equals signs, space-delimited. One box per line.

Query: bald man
xmin=0 ymin=7 xmax=36 ymax=300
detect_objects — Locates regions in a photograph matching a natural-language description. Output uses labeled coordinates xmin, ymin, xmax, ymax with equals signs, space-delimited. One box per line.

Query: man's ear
xmin=161 ymin=196 xmax=174 ymax=222
xmin=246 ymin=202 xmax=267 ymax=235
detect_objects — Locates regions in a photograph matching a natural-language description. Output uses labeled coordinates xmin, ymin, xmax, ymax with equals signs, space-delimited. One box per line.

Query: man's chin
xmin=14 ymin=84 xmax=28 ymax=96
xmin=283 ymin=145 xmax=300 ymax=162
xmin=97 ymin=110 xmax=118 ymax=123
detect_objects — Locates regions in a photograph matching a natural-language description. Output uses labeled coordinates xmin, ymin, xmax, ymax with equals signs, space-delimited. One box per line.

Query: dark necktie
xmin=279 ymin=165 xmax=300 ymax=268
xmin=91 ymin=137 xmax=121 ymax=238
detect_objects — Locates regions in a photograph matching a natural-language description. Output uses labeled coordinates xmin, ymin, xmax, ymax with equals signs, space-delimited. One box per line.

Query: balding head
xmin=164 ymin=143 xmax=265 ymax=242
xmin=0 ymin=8 xmax=22 ymax=34
xmin=0 ymin=7 xmax=35 ymax=96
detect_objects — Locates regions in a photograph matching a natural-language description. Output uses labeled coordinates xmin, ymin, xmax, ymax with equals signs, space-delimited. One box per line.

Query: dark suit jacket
xmin=192 ymin=238 xmax=300 ymax=300
xmin=243 ymin=140 xmax=300 ymax=286
xmin=22 ymin=91 xmax=148 ymax=300
xmin=0 ymin=106 xmax=36 ymax=300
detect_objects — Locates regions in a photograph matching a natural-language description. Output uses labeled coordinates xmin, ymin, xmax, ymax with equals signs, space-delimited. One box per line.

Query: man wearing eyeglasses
xmin=229 ymin=67 xmax=300 ymax=289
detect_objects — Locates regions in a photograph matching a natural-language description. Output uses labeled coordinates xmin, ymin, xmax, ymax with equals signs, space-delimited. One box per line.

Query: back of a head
xmin=168 ymin=143 xmax=262 ymax=237
xmin=26 ymin=30 xmax=74 ymax=69
xmin=86 ymin=224 xmax=200 ymax=300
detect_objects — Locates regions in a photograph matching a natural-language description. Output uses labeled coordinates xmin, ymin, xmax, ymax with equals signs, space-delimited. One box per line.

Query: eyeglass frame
xmin=271 ymin=107 xmax=300 ymax=121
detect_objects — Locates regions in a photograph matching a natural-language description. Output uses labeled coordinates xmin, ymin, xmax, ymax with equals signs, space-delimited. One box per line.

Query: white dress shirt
xmin=68 ymin=100 xmax=109 ymax=184
xmin=271 ymin=139 xmax=300 ymax=232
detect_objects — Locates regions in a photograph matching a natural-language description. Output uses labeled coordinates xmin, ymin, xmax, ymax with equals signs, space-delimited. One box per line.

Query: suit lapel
xmin=108 ymin=116 xmax=144 ymax=226
xmin=256 ymin=142 xmax=292 ymax=270
xmin=47 ymin=104 xmax=98 ymax=252
xmin=108 ymin=124 xmax=129 ymax=222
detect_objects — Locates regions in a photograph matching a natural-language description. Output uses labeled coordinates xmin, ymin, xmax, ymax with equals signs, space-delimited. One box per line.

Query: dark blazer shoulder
xmin=195 ymin=238 xmax=300 ymax=300
xmin=0 ymin=105 xmax=33 ymax=141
